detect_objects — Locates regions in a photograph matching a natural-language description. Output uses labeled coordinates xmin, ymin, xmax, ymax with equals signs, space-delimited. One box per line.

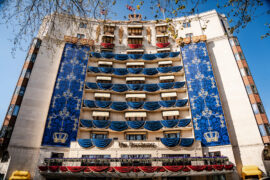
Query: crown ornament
xmin=53 ymin=132 xmax=68 ymax=143
xmin=204 ymin=131 xmax=219 ymax=143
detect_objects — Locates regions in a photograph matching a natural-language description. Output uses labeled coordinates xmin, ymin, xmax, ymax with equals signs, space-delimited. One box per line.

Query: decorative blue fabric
xmin=101 ymin=52 xmax=115 ymax=59
xmin=127 ymin=121 xmax=145 ymax=129
xmin=80 ymin=120 xmax=93 ymax=128
xmin=158 ymin=82 xmax=174 ymax=89
xmin=143 ymin=84 xmax=160 ymax=92
xmin=88 ymin=66 xmax=100 ymax=73
xmin=99 ymin=67 xmax=113 ymax=73
xmin=181 ymin=42 xmax=230 ymax=146
xmin=127 ymin=84 xmax=143 ymax=91
xmin=91 ymin=138 xmax=112 ymax=148
xmin=113 ymin=68 xmax=129 ymax=75
xmin=109 ymin=121 xmax=128 ymax=131
xmin=161 ymin=120 xmax=179 ymax=128
xmin=98 ymin=83 xmax=113 ymax=90
xmin=85 ymin=82 xmax=98 ymax=89
xmin=144 ymin=121 xmax=163 ymax=131
xmin=95 ymin=101 xmax=111 ymax=108
xmin=83 ymin=100 xmax=96 ymax=108
xmin=171 ymin=66 xmax=183 ymax=72
xmin=161 ymin=138 xmax=180 ymax=147
xmin=157 ymin=67 xmax=171 ymax=73
xmin=144 ymin=101 xmax=160 ymax=111
xmin=42 ymin=44 xmax=89 ymax=147
xmin=128 ymin=68 xmax=143 ymax=74
xmin=143 ymin=68 xmax=158 ymax=75
xmin=176 ymin=99 xmax=188 ymax=107
xmin=93 ymin=120 xmax=110 ymax=128
xmin=91 ymin=52 xmax=101 ymax=58
xmin=127 ymin=101 xmax=144 ymax=109
xmin=169 ymin=52 xmax=180 ymax=57
xmin=115 ymin=54 xmax=129 ymax=60
xmin=179 ymin=138 xmax=194 ymax=147
xmin=178 ymin=119 xmax=191 ymax=127
xmin=174 ymin=82 xmax=185 ymax=88
xmin=156 ymin=53 xmax=169 ymax=58
xmin=78 ymin=139 xmax=93 ymax=148
xmin=112 ymin=84 xmax=128 ymax=92
xmin=111 ymin=102 xmax=128 ymax=111
xmin=159 ymin=100 xmax=176 ymax=108
xmin=142 ymin=54 xmax=157 ymax=60
xmin=128 ymin=54 xmax=143 ymax=59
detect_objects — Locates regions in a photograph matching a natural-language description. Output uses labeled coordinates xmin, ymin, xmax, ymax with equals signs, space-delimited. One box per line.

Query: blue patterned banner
xmin=42 ymin=43 xmax=89 ymax=147
xmin=181 ymin=42 xmax=230 ymax=146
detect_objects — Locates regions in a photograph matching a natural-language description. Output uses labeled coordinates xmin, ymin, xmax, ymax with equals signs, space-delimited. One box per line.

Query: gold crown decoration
xmin=204 ymin=131 xmax=219 ymax=143
xmin=128 ymin=14 xmax=142 ymax=22
xmin=53 ymin=132 xmax=68 ymax=143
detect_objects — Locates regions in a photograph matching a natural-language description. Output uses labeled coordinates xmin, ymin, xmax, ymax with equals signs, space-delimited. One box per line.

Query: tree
xmin=0 ymin=0 xmax=269 ymax=53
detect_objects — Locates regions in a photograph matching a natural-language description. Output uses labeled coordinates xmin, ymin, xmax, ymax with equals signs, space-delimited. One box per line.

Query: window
xmin=92 ymin=133 xmax=107 ymax=139
xmin=162 ymin=154 xmax=191 ymax=166
xmin=240 ymin=67 xmax=251 ymax=76
xmin=257 ymin=103 xmax=265 ymax=114
xmin=12 ymin=105 xmax=20 ymax=116
xmin=252 ymin=103 xmax=259 ymax=114
xmin=185 ymin=33 xmax=193 ymax=38
xmin=235 ymin=53 xmax=240 ymax=61
xmin=50 ymin=152 xmax=64 ymax=166
xmin=77 ymin=33 xmax=85 ymax=39
xmin=121 ymin=154 xmax=151 ymax=166
xmin=15 ymin=86 xmax=26 ymax=96
xmin=183 ymin=22 xmax=191 ymax=28
xmin=79 ymin=22 xmax=87 ymax=28
xmin=251 ymin=85 xmax=258 ymax=94
xmin=25 ymin=69 xmax=31 ymax=79
xmin=30 ymin=53 xmax=37 ymax=62
xmin=121 ymin=154 xmax=151 ymax=159
xmin=126 ymin=134 xmax=146 ymax=140
xmin=259 ymin=124 xmax=267 ymax=137
xmin=81 ymin=154 xmax=110 ymax=166
xmin=252 ymin=103 xmax=265 ymax=114
xmin=235 ymin=52 xmax=245 ymax=61
xmin=246 ymin=85 xmax=252 ymax=94
xmin=209 ymin=151 xmax=221 ymax=157
xmin=7 ymin=105 xmax=15 ymax=116
xmin=164 ymin=133 xmax=180 ymax=138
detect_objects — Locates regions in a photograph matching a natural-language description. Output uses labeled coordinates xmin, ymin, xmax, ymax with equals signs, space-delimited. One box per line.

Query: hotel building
xmin=0 ymin=10 xmax=269 ymax=179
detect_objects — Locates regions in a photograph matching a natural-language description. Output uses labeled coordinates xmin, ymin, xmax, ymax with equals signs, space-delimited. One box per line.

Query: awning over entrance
xmin=242 ymin=165 xmax=262 ymax=179
xmin=9 ymin=171 xmax=31 ymax=180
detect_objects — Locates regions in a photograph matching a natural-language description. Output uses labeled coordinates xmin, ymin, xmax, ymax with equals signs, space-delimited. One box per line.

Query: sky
xmin=0 ymin=0 xmax=269 ymax=125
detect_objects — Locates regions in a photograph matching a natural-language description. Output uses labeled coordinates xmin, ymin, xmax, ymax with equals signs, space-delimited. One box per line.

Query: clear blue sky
xmin=0 ymin=0 xmax=269 ymax=125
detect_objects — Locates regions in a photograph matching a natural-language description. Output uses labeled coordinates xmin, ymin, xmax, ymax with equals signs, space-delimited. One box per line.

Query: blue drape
xmin=111 ymin=102 xmax=128 ymax=111
xmin=85 ymin=82 xmax=98 ymax=89
xmin=112 ymin=84 xmax=128 ymax=92
xmin=161 ymin=120 xmax=179 ymax=128
xmin=101 ymin=52 xmax=115 ymax=59
xmin=109 ymin=121 xmax=128 ymax=131
xmin=93 ymin=120 xmax=110 ymax=128
xmin=174 ymin=82 xmax=185 ymax=88
xmin=171 ymin=66 xmax=183 ymax=72
xmin=158 ymin=82 xmax=174 ymax=89
xmin=127 ymin=84 xmax=143 ymax=91
xmin=160 ymin=138 xmax=180 ymax=147
xmin=127 ymin=101 xmax=144 ymax=109
xmin=91 ymin=52 xmax=101 ymax=58
xmin=159 ymin=100 xmax=176 ymax=108
xmin=91 ymin=138 xmax=112 ymax=148
xmin=98 ymin=83 xmax=113 ymax=90
xmin=180 ymin=138 xmax=194 ymax=147
xmin=178 ymin=119 xmax=191 ymax=127
xmin=127 ymin=121 xmax=145 ymax=129
xmin=144 ymin=101 xmax=161 ymax=111
xmin=95 ymin=101 xmax=112 ymax=108
xmin=143 ymin=68 xmax=158 ymax=75
xmin=99 ymin=67 xmax=113 ymax=73
xmin=169 ymin=52 xmax=180 ymax=57
xmin=144 ymin=121 xmax=163 ymax=131
xmin=176 ymin=99 xmax=188 ymax=107
xmin=78 ymin=139 xmax=93 ymax=148
xmin=88 ymin=66 xmax=100 ymax=73
xmin=128 ymin=54 xmax=143 ymax=59
xmin=128 ymin=68 xmax=143 ymax=74
xmin=143 ymin=84 xmax=160 ymax=92
xmin=156 ymin=53 xmax=169 ymax=58
xmin=142 ymin=54 xmax=157 ymax=60
xmin=113 ymin=68 xmax=129 ymax=75
xmin=115 ymin=54 xmax=129 ymax=60
xmin=80 ymin=119 xmax=93 ymax=128
xmin=83 ymin=100 xmax=96 ymax=108
xmin=157 ymin=67 xmax=172 ymax=73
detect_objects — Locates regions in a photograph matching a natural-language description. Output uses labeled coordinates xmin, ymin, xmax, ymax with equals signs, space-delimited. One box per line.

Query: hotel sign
xmin=119 ymin=142 xmax=157 ymax=148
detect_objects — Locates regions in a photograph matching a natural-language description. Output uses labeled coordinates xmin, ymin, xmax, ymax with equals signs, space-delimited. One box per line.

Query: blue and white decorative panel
xmin=42 ymin=43 xmax=89 ymax=147
xmin=181 ymin=42 xmax=230 ymax=146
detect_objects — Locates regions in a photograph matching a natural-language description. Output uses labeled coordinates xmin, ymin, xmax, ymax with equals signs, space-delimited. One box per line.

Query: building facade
xmin=0 ymin=10 xmax=269 ymax=180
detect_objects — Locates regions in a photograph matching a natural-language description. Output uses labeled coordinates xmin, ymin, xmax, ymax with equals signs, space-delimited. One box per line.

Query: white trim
xmin=161 ymin=92 xmax=177 ymax=98
xmin=157 ymin=48 xmax=171 ymax=52
xmin=128 ymin=35 xmax=144 ymax=38
xmin=160 ymin=76 xmax=174 ymax=80
xmin=92 ymin=111 xmax=110 ymax=117
xmin=96 ymin=76 xmax=112 ymax=81
xmin=126 ymin=62 xmax=145 ymax=66
xmin=158 ymin=61 xmax=172 ymax=65
xmin=125 ymin=112 xmax=147 ymax=117
xmin=162 ymin=110 xmax=179 ymax=116
xmin=94 ymin=93 xmax=111 ymax=98
xmin=126 ymin=49 xmax=144 ymax=52
xmin=126 ymin=94 xmax=146 ymax=98
xmin=98 ymin=61 xmax=113 ymax=65
xmin=127 ymin=24 xmax=143 ymax=28
xmin=126 ymin=77 xmax=145 ymax=81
